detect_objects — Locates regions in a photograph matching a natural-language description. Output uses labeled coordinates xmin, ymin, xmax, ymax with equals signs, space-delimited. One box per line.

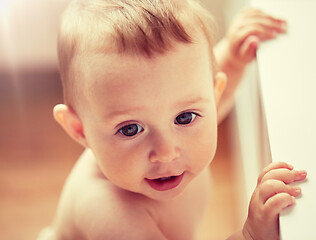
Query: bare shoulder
xmin=80 ymin=195 xmax=166 ymax=240
xmin=55 ymin=149 xmax=166 ymax=240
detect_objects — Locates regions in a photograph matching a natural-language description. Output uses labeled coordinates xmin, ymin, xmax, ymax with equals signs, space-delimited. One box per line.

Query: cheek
xmin=83 ymin=119 xmax=148 ymax=190
xmin=185 ymin=119 xmax=218 ymax=169
xmin=91 ymin=137 xmax=148 ymax=187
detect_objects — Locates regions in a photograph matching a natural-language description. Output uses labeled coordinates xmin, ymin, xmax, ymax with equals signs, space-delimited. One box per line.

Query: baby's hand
xmin=243 ymin=162 xmax=307 ymax=240
xmin=225 ymin=8 xmax=287 ymax=67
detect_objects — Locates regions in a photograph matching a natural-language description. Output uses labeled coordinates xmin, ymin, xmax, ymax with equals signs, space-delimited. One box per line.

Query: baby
xmin=39 ymin=1 xmax=306 ymax=239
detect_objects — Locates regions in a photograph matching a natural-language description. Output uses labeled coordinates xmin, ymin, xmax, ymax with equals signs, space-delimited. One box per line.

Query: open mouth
xmin=145 ymin=173 xmax=184 ymax=191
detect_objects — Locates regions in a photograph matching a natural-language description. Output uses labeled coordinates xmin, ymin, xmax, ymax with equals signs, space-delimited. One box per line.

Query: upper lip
xmin=146 ymin=172 xmax=184 ymax=180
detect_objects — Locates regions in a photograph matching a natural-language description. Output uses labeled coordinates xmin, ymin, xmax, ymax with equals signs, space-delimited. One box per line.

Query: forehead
xmin=75 ymin=35 xmax=214 ymax=116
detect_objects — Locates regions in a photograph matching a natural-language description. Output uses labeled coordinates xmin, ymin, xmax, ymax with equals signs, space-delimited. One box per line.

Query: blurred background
xmin=0 ymin=1 xmax=83 ymax=239
xmin=0 ymin=0 xmax=249 ymax=239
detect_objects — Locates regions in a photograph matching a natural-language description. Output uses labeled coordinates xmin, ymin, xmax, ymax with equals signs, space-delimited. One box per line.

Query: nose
xmin=148 ymin=131 xmax=180 ymax=163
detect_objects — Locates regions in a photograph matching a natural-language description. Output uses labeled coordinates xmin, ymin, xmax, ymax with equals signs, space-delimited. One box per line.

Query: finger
xmin=230 ymin=26 xmax=269 ymax=59
xmin=237 ymin=8 xmax=287 ymax=34
xmin=237 ymin=24 xmax=283 ymax=41
xmin=242 ymin=8 xmax=286 ymax=24
xmin=259 ymin=179 xmax=302 ymax=204
xmin=261 ymin=168 xmax=307 ymax=184
xmin=238 ymin=35 xmax=259 ymax=61
xmin=231 ymin=25 xmax=278 ymax=54
xmin=248 ymin=18 xmax=287 ymax=33
xmin=240 ymin=8 xmax=267 ymax=18
xmin=257 ymin=162 xmax=293 ymax=184
xmin=263 ymin=193 xmax=295 ymax=220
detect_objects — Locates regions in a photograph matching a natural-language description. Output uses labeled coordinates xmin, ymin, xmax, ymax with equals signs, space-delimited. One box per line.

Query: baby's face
xmin=76 ymin=36 xmax=220 ymax=201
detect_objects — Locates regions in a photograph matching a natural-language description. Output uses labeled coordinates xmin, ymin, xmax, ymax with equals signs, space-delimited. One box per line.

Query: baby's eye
xmin=119 ymin=124 xmax=143 ymax=137
xmin=174 ymin=112 xmax=198 ymax=125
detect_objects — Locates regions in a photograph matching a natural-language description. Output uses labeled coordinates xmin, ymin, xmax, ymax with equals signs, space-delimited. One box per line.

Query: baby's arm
xmin=215 ymin=8 xmax=287 ymax=122
xmin=228 ymin=162 xmax=307 ymax=240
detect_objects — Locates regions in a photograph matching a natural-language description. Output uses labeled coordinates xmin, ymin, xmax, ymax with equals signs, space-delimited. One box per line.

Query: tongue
xmin=146 ymin=173 xmax=184 ymax=191
xmin=156 ymin=176 xmax=173 ymax=182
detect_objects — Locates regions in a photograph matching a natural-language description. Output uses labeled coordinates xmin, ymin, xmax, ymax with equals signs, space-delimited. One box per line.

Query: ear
xmin=214 ymin=72 xmax=227 ymax=106
xmin=53 ymin=104 xmax=89 ymax=148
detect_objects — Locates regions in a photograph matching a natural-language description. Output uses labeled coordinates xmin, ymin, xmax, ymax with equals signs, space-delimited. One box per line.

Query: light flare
xmin=0 ymin=0 xmax=25 ymax=124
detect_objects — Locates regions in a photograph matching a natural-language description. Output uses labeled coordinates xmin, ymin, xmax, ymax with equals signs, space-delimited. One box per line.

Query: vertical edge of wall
xmin=234 ymin=62 xmax=262 ymax=204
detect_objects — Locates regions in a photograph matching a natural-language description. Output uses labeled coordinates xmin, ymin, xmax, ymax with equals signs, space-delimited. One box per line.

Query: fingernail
xmin=294 ymin=170 xmax=307 ymax=181
xmin=299 ymin=170 xmax=307 ymax=177
xmin=292 ymin=187 xmax=301 ymax=195
xmin=280 ymin=22 xmax=287 ymax=32
xmin=288 ymin=196 xmax=296 ymax=207
xmin=288 ymin=164 xmax=294 ymax=169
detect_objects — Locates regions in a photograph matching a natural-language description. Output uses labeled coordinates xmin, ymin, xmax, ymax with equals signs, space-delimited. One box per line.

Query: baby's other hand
xmin=225 ymin=8 xmax=287 ymax=67
xmin=243 ymin=162 xmax=307 ymax=240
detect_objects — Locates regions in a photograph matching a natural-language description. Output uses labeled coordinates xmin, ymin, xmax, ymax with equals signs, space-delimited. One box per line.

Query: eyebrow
xmin=175 ymin=96 xmax=210 ymax=109
xmin=107 ymin=106 xmax=146 ymax=118
xmin=107 ymin=96 xmax=210 ymax=119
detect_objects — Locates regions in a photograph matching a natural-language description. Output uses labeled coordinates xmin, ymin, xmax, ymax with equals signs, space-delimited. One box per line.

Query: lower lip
xmin=146 ymin=173 xmax=184 ymax=191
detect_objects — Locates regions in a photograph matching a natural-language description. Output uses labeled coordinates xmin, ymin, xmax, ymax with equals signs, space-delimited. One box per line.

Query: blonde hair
xmin=58 ymin=0 xmax=217 ymax=106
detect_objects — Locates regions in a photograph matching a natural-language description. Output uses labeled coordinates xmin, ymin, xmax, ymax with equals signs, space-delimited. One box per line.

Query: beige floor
xmin=0 ymin=70 xmax=245 ymax=240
